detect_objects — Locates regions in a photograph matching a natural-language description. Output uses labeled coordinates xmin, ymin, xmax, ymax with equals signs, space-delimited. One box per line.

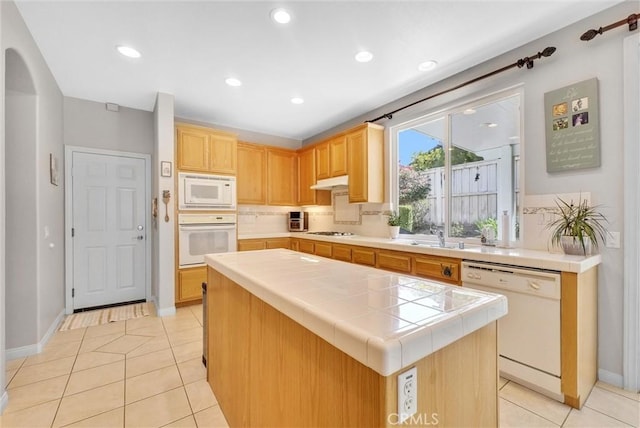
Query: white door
xmin=71 ymin=151 xmax=147 ymax=310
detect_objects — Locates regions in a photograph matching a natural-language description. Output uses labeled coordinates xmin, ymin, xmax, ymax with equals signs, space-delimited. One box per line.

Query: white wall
xmin=2 ymin=0 xmax=64 ymax=359
xmin=0 ymin=0 xmax=6 ymax=414
xmin=307 ymin=2 xmax=635 ymax=383
xmin=64 ymin=97 xmax=153 ymax=155
xmin=153 ymin=93 xmax=176 ymax=316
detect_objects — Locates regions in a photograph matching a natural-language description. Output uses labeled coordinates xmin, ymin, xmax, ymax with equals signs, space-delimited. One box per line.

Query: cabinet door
xmin=346 ymin=124 xmax=383 ymax=203
xmin=377 ymin=251 xmax=412 ymax=273
xmin=237 ymin=143 xmax=267 ymax=204
xmin=315 ymin=142 xmax=330 ymax=180
xmin=329 ymin=136 xmax=348 ymax=177
xmin=352 ymin=247 xmax=376 ymax=266
xmin=177 ymin=126 xmax=210 ymax=172
xmin=267 ymin=149 xmax=297 ymax=205
xmin=290 ymin=238 xmax=300 ymax=252
xmin=333 ymin=244 xmax=352 ymax=262
xmin=177 ymin=266 xmax=206 ymax=303
xmin=238 ymin=239 xmax=267 ymax=251
xmin=265 ymin=238 xmax=291 ymax=249
xmin=209 ymin=132 xmax=237 ymax=174
xmin=298 ymin=148 xmax=331 ymax=206
xmin=314 ymin=242 xmax=333 ymax=258
xmin=299 ymin=240 xmax=315 ymax=254
xmin=414 ymin=256 xmax=461 ymax=285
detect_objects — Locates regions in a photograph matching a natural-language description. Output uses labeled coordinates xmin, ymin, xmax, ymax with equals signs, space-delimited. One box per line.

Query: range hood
xmin=310 ymin=175 xmax=348 ymax=190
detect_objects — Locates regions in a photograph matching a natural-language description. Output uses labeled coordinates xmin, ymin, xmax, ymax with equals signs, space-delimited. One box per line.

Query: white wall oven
xmin=178 ymin=213 xmax=237 ymax=267
xmin=179 ymin=172 xmax=236 ymax=210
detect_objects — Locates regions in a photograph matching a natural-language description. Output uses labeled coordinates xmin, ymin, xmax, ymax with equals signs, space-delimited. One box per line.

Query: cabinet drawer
xmin=314 ymin=242 xmax=332 ymax=258
xmin=378 ymin=251 xmax=412 ymax=273
xmin=238 ymin=240 xmax=267 ymax=251
xmin=178 ymin=267 xmax=206 ymax=302
xmin=333 ymin=245 xmax=352 ymax=262
xmin=299 ymin=240 xmax=315 ymax=254
xmin=266 ymin=238 xmax=291 ymax=249
xmin=352 ymin=248 xmax=376 ymax=266
xmin=414 ymin=256 xmax=460 ymax=284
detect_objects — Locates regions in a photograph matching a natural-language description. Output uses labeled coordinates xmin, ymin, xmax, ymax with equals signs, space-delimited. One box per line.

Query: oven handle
xmin=179 ymin=223 xmax=236 ymax=230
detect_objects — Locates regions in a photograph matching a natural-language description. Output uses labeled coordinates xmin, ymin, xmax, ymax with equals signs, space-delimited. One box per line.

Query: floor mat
xmin=58 ymin=302 xmax=150 ymax=331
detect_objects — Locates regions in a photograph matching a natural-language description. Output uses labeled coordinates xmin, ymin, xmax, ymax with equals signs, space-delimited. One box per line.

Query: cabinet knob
xmin=442 ymin=265 xmax=452 ymax=277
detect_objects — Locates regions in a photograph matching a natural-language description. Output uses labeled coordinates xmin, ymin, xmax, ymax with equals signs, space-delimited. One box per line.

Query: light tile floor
xmin=1 ymin=303 xmax=638 ymax=427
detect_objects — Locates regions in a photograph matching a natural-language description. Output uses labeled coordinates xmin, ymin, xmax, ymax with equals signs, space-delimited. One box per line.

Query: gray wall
xmin=307 ymin=2 xmax=635 ymax=384
xmin=64 ymin=97 xmax=154 ymax=155
xmin=2 ymin=0 xmax=64 ymax=357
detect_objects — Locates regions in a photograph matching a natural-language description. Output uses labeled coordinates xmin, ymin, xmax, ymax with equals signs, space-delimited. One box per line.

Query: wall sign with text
xmin=544 ymin=77 xmax=600 ymax=173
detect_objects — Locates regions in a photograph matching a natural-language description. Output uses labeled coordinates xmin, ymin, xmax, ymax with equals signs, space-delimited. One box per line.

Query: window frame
xmin=389 ymin=86 xmax=524 ymax=245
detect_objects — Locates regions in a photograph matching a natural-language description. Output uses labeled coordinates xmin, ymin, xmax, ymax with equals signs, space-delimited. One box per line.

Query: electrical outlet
xmin=397 ymin=367 xmax=417 ymax=423
xmin=606 ymin=231 xmax=621 ymax=249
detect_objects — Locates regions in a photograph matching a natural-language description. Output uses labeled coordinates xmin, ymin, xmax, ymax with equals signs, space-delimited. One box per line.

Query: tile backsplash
xmin=521 ymin=192 xmax=591 ymax=252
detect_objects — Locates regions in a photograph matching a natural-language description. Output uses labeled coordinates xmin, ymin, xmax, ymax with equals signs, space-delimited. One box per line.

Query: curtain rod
xmin=366 ymin=46 xmax=556 ymax=123
xmin=581 ymin=13 xmax=638 ymax=41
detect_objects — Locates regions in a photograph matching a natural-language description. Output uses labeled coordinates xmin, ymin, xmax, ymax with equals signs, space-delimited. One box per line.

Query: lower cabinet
xmin=238 ymin=238 xmax=291 ymax=251
xmin=177 ymin=266 xmax=206 ymax=305
xmin=332 ymin=244 xmax=352 ymax=262
xmin=414 ymin=255 xmax=460 ymax=285
xmin=377 ymin=251 xmax=412 ymax=273
xmin=352 ymin=247 xmax=376 ymax=266
xmin=298 ymin=240 xmax=315 ymax=254
xmin=314 ymin=242 xmax=332 ymax=258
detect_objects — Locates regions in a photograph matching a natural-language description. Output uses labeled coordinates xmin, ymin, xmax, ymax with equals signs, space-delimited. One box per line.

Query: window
xmin=394 ymin=90 xmax=521 ymax=243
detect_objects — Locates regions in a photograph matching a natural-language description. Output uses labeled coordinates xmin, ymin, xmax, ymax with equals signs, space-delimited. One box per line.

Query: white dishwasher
xmin=462 ymin=261 xmax=563 ymax=401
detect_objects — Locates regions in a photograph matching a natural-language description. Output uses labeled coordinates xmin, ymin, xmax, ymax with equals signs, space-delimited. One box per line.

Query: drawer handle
xmin=529 ymin=281 xmax=541 ymax=290
xmin=441 ymin=265 xmax=452 ymax=277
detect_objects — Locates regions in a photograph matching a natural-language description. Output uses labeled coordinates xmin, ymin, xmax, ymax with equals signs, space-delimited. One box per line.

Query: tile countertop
xmin=205 ymin=249 xmax=508 ymax=377
xmin=239 ymin=232 xmax=601 ymax=273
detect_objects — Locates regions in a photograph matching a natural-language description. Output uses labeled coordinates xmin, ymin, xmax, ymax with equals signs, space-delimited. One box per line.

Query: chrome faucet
xmin=438 ymin=230 xmax=445 ymax=248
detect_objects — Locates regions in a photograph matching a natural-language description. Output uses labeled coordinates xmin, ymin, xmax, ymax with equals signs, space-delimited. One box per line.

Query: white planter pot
xmin=389 ymin=226 xmax=400 ymax=239
xmin=561 ymin=235 xmax=591 ymax=256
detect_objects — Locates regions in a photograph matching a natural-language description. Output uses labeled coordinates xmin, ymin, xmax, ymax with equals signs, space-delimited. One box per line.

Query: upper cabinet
xmin=346 ymin=123 xmax=384 ymax=203
xmin=267 ymin=148 xmax=297 ymax=206
xmin=315 ymin=136 xmax=348 ymax=180
xmin=176 ymin=123 xmax=237 ymax=174
xmin=237 ymin=142 xmax=267 ymax=205
xmin=298 ymin=147 xmax=331 ymax=206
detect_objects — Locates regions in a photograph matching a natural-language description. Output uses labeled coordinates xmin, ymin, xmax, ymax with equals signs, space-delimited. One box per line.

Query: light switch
xmin=605 ymin=231 xmax=620 ymax=249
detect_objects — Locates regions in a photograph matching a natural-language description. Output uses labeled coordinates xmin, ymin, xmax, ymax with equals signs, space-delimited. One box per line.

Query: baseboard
xmin=156 ymin=305 xmax=176 ymax=317
xmin=598 ymin=368 xmax=624 ymax=388
xmin=5 ymin=308 xmax=65 ymax=360
xmin=0 ymin=390 xmax=8 ymax=415
xmin=151 ymin=294 xmax=176 ymax=317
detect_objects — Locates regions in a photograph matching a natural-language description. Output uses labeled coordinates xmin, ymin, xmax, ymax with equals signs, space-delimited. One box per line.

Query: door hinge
xmin=72 ymin=288 xmax=75 ymax=298
xmin=71 ymin=228 xmax=75 ymax=237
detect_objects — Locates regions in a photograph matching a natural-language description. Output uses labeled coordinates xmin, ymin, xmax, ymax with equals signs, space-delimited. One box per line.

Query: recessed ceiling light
xmin=271 ymin=8 xmax=291 ymax=24
xmin=116 ymin=45 xmax=141 ymax=58
xmin=355 ymin=51 xmax=374 ymax=63
xmin=418 ymin=60 xmax=438 ymax=71
xmin=291 ymin=97 xmax=304 ymax=105
xmin=225 ymin=77 xmax=242 ymax=87
xmin=463 ymin=108 xmax=476 ymax=115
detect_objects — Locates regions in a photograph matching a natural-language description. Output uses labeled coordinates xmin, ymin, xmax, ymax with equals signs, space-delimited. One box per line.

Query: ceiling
xmin=15 ymin=1 xmax=622 ymax=142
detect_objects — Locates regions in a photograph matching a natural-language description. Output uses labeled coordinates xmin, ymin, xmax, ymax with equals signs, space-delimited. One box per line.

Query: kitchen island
xmin=205 ymin=249 xmax=507 ymax=427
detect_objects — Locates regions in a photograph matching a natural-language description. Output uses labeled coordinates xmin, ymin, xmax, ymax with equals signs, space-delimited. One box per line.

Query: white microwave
xmin=178 ymin=173 xmax=236 ymax=210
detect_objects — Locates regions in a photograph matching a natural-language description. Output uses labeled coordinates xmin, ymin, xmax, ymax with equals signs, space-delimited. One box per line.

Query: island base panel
xmin=207 ymin=267 xmax=498 ymax=427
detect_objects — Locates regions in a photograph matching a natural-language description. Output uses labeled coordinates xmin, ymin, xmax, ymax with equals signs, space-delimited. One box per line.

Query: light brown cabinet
xmin=352 ymin=247 xmax=376 ymax=266
xmin=346 ymin=123 xmax=384 ymax=203
xmin=237 ymin=142 xmax=267 ymax=205
xmin=297 ymin=147 xmax=331 ymax=206
xmin=315 ymin=136 xmax=348 ymax=180
xmin=238 ymin=238 xmax=291 ymax=251
xmin=176 ymin=266 xmax=206 ymax=305
xmin=176 ymin=123 xmax=237 ymax=174
xmin=267 ymin=148 xmax=297 ymax=206
xmin=298 ymin=240 xmax=315 ymax=254
xmin=377 ymin=250 xmax=412 ymax=273
xmin=332 ymin=244 xmax=352 ymax=262
xmin=414 ymin=255 xmax=460 ymax=285
xmin=314 ymin=242 xmax=333 ymax=258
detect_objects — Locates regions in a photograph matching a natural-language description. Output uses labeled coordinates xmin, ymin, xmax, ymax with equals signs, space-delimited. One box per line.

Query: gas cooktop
xmin=307 ymin=231 xmax=354 ymax=236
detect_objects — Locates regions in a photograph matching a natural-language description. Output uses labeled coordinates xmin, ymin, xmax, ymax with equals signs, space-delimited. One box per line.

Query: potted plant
xmin=387 ymin=211 xmax=401 ymax=239
xmin=546 ymin=196 xmax=608 ymax=255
